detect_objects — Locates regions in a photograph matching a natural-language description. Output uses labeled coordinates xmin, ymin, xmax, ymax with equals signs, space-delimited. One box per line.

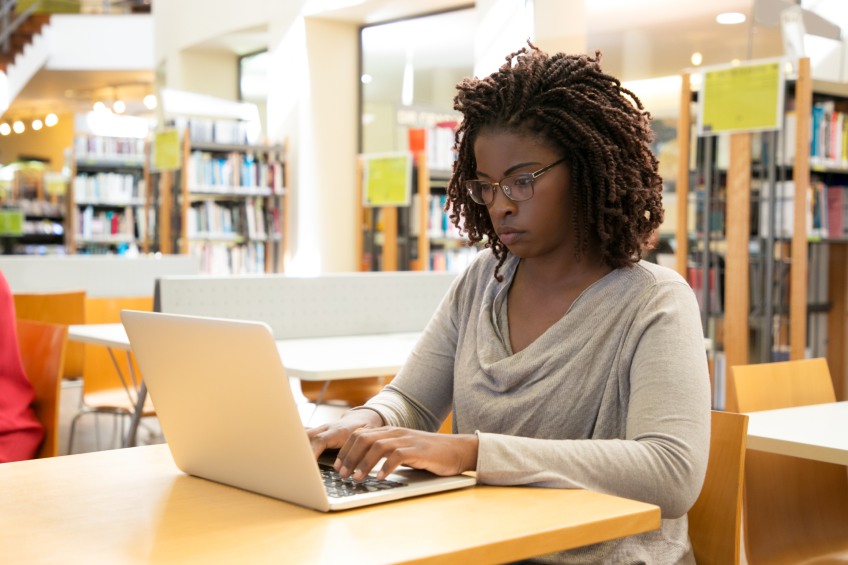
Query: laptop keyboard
xmin=319 ymin=463 xmax=407 ymax=498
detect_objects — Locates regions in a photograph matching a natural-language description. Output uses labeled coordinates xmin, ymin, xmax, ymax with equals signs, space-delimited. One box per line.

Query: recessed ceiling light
xmin=0 ymin=123 xmax=10 ymax=136
xmin=13 ymin=121 xmax=24 ymax=134
xmin=691 ymin=52 xmax=703 ymax=66
xmin=32 ymin=119 xmax=43 ymax=131
xmin=45 ymin=113 xmax=58 ymax=127
xmin=717 ymin=12 xmax=746 ymax=25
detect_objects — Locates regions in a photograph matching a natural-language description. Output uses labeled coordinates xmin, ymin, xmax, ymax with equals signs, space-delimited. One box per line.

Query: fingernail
xmin=333 ymin=458 xmax=341 ymax=470
xmin=339 ymin=465 xmax=348 ymax=476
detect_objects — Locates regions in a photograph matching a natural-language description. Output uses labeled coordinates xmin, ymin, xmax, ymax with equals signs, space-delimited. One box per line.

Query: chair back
xmin=729 ymin=358 xmax=848 ymax=564
xmin=16 ymin=319 xmax=68 ymax=458
xmin=688 ymin=410 xmax=748 ymax=565
xmin=82 ymin=296 xmax=153 ymax=395
xmin=13 ymin=290 xmax=85 ymax=379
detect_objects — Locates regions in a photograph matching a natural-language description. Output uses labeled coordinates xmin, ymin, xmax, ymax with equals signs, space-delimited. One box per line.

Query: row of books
xmin=186 ymin=151 xmax=285 ymax=194
xmin=188 ymin=241 xmax=267 ymax=275
xmin=407 ymin=125 xmax=457 ymax=172
xmin=76 ymin=205 xmax=143 ymax=242
xmin=410 ymin=194 xmax=464 ymax=240
xmin=177 ymin=118 xmax=262 ymax=146
xmin=810 ymin=100 xmax=848 ymax=167
xmin=758 ymin=180 xmax=848 ymax=239
xmin=74 ymin=135 xmax=146 ymax=163
xmin=186 ymin=199 xmax=282 ymax=241
xmin=74 ymin=173 xmax=145 ymax=204
xmin=429 ymin=247 xmax=478 ymax=273
xmin=14 ymin=198 xmax=64 ymax=218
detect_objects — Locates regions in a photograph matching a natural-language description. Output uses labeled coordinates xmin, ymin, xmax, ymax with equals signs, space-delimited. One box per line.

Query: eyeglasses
xmin=465 ymin=157 xmax=567 ymax=206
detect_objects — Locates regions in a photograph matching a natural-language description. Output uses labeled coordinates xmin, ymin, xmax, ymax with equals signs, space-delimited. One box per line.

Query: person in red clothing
xmin=0 ymin=269 xmax=44 ymax=462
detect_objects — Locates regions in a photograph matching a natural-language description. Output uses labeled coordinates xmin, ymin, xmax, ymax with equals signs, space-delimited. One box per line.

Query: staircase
xmin=0 ymin=6 xmax=52 ymax=114
xmin=0 ymin=12 xmax=50 ymax=73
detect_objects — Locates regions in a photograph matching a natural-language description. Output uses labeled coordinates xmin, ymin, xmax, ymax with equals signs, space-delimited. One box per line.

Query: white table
xmin=68 ymin=323 xmax=422 ymax=446
xmin=745 ymin=401 xmax=848 ymax=466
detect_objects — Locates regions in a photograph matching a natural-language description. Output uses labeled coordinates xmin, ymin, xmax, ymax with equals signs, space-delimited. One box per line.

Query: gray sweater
xmin=363 ymin=251 xmax=711 ymax=564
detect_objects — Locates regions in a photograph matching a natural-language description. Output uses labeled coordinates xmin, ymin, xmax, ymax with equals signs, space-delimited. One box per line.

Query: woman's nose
xmin=487 ymin=185 xmax=516 ymax=216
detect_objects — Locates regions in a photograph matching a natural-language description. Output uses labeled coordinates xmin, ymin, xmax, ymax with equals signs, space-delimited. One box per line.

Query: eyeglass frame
xmin=464 ymin=156 xmax=568 ymax=206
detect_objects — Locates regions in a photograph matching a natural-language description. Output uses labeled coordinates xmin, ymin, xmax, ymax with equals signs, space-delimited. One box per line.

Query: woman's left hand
xmin=334 ymin=427 xmax=478 ymax=481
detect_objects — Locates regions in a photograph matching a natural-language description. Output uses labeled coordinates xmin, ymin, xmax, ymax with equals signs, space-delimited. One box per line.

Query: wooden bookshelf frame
xmin=674 ymin=57 xmax=845 ymax=407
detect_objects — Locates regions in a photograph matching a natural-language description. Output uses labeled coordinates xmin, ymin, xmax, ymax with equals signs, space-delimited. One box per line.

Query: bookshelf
xmin=0 ymin=161 xmax=67 ymax=255
xmin=174 ymin=121 xmax=288 ymax=274
xmin=358 ymin=125 xmax=477 ymax=273
xmin=677 ymin=57 xmax=848 ymax=404
xmin=69 ymin=133 xmax=148 ymax=254
xmin=67 ymin=112 xmax=153 ymax=255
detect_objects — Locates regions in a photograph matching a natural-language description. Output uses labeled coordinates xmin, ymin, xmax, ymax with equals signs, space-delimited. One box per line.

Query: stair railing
xmin=0 ymin=0 xmax=40 ymax=54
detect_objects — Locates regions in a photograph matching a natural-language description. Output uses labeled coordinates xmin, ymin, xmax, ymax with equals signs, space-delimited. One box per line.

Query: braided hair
xmin=448 ymin=44 xmax=664 ymax=279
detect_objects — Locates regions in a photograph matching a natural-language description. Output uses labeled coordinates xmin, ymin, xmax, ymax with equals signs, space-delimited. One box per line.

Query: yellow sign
xmin=44 ymin=172 xmax=68 ymax=197
xmin=699 ymin=60 xmax=784 ymax=135
xmin=362 ymin=152 xmax=412 ymax=207
xmin=154 ymin=129 xmax=181 ymax=171
xmin=0 ymin=209 xmax=24 ymax=236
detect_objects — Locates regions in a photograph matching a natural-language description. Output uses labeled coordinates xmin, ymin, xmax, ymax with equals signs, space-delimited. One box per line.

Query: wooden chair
xmin=729 ymin=358 xmax=848 ymax=565
xmin=15 ymin=319 xmax=68 ymax=459
xmin=688 ymin=410 xmax=749 ymax=565
xmin=67 ymin=296 xmax=156 ymax=453
xmin=13 ymin=290 xmax=85 ymax=380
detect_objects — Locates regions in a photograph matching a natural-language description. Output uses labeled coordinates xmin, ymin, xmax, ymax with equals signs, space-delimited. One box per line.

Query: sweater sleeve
xmin=475 ymin=279 xmax=711 ymax=519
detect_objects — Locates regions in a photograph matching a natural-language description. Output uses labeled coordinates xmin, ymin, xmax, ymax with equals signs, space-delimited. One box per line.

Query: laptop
xmin=120 ymin=310 xmax=476 ymax=512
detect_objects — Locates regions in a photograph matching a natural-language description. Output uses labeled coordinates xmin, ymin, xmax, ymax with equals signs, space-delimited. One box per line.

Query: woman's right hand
xmin=306 ymin=408 xmax=384 ymax=459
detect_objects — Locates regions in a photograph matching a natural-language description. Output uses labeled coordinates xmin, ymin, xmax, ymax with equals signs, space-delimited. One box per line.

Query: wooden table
xmin=745 ymin=401 xmax=848 ymax=465
xmin=0 ymin=444 xmax=660 ymax=564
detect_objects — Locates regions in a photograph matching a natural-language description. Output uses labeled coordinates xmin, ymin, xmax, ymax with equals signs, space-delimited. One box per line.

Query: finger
xmin=337 ymin=427 xmax=399 ymax=479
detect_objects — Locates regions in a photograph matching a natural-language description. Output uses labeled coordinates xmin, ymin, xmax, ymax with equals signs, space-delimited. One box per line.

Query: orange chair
xmin=13 ymin=290 xmax=85 ymax=380
xmin=688 ymin=410 xmax=748 ymax=565
xmin=16 ymin=319 xmax=68 ymax=459
xmin=729 ymin=358 xmax=848 ymax=564
xmin=67 ymin=296 xmax=156 ymax=453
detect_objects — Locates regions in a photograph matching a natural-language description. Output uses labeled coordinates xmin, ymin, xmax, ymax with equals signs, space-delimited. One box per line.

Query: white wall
xmin=46 ymin=15 xmax=154 ymax=70
xmin=265 ymin=16 xmax=360 ymax=274
xmin=175 ymin=49 xmax=239 ymax=100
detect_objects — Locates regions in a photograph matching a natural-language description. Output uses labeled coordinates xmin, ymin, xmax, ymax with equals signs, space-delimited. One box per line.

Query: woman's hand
xmin=334 ymin=427 xmax=478 ymax=481
xmin=306 ymin=409 xmax=384 ymax=458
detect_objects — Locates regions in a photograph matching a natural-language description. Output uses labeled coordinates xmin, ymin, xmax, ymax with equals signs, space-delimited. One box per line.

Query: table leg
xmin=125 ymin=382 xmax=147 ymax=447
xmin=104 ymin=347 xmax=146 ymax=448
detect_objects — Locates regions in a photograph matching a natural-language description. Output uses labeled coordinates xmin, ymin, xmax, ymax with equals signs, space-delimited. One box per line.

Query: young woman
xmin=309 ymin=45 xmax=710 ymax=564
xmin=0 ymin=270 xmax=45 ymax=462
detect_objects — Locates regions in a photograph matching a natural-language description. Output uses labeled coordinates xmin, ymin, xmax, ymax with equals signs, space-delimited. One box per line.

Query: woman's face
xmin=472 ymin=130 xmax=575 ymax=260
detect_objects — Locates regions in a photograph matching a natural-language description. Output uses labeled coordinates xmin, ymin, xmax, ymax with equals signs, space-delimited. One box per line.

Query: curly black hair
xmin=448 ymin=44 xmax=664 ymax=279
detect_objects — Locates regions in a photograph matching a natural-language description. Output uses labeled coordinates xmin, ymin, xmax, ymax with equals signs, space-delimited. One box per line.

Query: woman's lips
xmin=497 ymin=228 xmax=522 ymax=246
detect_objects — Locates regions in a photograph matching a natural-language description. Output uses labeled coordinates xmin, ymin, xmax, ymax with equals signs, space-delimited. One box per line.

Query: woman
xmin=0 ymin=269 xmax=45 ymax=462
xmin=309 ymin=45 xmax=710 ymax=564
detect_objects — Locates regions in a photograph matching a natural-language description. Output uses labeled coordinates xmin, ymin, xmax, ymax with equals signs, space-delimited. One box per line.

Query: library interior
xmin=2 ymin=0 xmax=848 ymax=563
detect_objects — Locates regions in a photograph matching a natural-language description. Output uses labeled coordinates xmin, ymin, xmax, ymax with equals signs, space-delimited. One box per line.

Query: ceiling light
xmin=361 ymin=74 xmax=372 ymax=84
xmin=143 ymin=94 xmax=157 ymax=110
xmin=691 ymin=52 xmax=703 ymax=66
xmin=93 ymin=101 xmax=107 ymax=112
xmin=113 ymin=100 xmax=126 ymax=114
xmin=32 ymin=119 xmax=43 ymax=131
xmin=45 ymin=113 xmax=58 ymax=127
xmin=0 ymin=123 xmax=10 ymax=136
xmin=716 ymin=12 xmax=746 ymax=25
xmin=13 ymin=121 xmax=24 ymax=134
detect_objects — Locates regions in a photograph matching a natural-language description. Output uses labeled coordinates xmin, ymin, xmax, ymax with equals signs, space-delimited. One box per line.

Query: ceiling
xmin=3 ymin=0 xmax=844 ymax=120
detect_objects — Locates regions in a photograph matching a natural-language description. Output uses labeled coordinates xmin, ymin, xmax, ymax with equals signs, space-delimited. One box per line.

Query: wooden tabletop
xmin=0 ymin=444 xmax=660 ymax=564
